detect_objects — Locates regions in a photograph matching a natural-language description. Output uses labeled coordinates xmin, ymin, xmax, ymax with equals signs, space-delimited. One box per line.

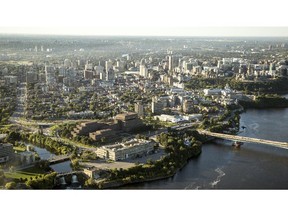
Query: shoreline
xmin=95 ymin=151 xmax=202 ymax=189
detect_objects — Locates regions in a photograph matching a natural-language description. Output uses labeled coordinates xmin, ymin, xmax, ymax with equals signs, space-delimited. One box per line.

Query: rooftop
xmin=99 ymin=139 xmax=152 ymax=151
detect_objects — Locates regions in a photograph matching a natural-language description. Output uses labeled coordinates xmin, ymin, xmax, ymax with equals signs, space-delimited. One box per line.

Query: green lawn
xmin=4 ymin=166 xmax=47 ymax=180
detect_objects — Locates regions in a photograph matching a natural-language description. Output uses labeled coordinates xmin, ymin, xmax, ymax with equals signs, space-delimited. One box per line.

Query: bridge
xmin=56 ymin=171 xmax=82 ymax=177
xmin=197 ymin=130 xmax=288 ymax=150
xmin=48 ymin=154 xmax=71 ymax=165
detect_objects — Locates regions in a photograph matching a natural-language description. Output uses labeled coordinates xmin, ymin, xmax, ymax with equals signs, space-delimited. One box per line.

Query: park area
xmin=4 ymin=166 xmax=46 ymax=181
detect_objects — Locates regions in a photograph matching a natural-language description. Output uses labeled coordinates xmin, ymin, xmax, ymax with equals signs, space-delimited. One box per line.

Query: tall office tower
xmin=45 ymin=65 xmax=55 ymax=85
xmin=100 ymin=72 xmax=106 ymax=80
xmin=85 ymin=63 xmax=93 ymax=71
xmin=168 ymin=55 xmax=173 ymax=72
xmin=105 ymin=60 xmax=113 ymax=73
xmin=116 ymin=60 xmax=125 ymax=71
xmin=134 ymin=101 xmax=144 ymax=118
xmin=84 ymin=70 xmax=93 ymax=79
xmin=95 ymin=65 xmax=104 ymax=75
xmin=59 ymin=66 xmax=67 ymax=77
xmin=139 ymin=64 xmax=148 ymax=78
xmin=106 ymin=68 xmax=115 ymax=81
xmin=217 ymin=60 xmax=222 ymax=68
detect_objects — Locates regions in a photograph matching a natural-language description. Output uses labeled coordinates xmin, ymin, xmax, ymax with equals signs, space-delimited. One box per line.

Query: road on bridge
xmin=197 ymin=130 xmax=288 ymax=150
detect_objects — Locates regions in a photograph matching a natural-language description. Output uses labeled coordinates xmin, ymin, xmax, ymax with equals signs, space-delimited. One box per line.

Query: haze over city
xmin=1 ymin=26 xmax=288 ymax=37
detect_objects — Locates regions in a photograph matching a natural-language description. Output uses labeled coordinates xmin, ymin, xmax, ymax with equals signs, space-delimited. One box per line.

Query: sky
xmin=0 ymin=0 xmax=288 ymax=37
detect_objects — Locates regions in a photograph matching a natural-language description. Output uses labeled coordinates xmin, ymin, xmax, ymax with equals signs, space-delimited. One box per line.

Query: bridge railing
xmin=197 ymin=130 xmax=288 ymax=149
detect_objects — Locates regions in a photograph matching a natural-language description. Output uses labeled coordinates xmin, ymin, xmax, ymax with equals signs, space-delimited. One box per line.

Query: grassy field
xmin=4 ymin=166 xmax=47 ymax=180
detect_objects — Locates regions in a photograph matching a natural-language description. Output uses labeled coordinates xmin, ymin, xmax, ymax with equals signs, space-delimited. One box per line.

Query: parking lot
xmin=81 ymin=149 xmax=166 ymax=170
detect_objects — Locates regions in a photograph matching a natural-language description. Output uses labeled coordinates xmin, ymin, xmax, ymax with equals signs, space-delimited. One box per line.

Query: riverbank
xmin=240 ymin=95 xmax=288 ymax=109
xmin=85 ymin=133 xmax=202 ymax=189
xmin=96 ymin=151 xmax=202 ymax=189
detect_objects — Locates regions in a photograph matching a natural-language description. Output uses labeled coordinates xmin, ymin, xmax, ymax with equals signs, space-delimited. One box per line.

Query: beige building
xmin=71 ymin=113 xmax=143 ymax=140
xmin=71 ymin=121 xmax=107 ymax=137
xmin=83 ymin=167 xmax=101 ymax=179
xmin=115 ymin=112 xmax=143 ymax=132
xmin=95 ymin=139 xmax=155 ymax=161
xmin=89 ymin=128 xmax=116 ymax=141
xmin=134 ymin=101 xmax=144 ymax=118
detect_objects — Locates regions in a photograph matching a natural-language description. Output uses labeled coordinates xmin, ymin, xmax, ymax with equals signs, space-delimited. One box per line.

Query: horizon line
xmin=1 ymin=32 xmax=288 ymax=38
xmin=1 ymin=26 xmax=288 ymax=38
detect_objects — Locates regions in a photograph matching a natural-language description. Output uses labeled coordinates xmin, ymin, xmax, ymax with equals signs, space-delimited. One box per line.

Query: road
xmin=198 ymin=129 xmax=288 ymax=149
xmin=9 ymin=82 xmax=26 ymax=124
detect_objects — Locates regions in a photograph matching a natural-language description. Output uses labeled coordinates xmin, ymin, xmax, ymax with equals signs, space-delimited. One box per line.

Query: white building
xmin=203 ymin=88 xmax=222 ymax=96
xmin=95 ymin=139 xmax=155 ymax=161
xmin=139 ymin=64 xmax=148 ymax=78
xmin=105 ymin=60 xmax=113 ymax=73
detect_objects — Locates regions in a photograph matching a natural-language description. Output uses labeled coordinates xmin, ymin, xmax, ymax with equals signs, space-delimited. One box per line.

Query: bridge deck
xmin=48 ymin=155 xmax=71 ymax=164
xmin=197 ymin=130 xmax=288 ymax=149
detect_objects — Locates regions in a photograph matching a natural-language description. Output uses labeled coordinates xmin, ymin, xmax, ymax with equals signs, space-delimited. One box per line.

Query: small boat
xmin=232 ymin=141 xmax=244 ymax=148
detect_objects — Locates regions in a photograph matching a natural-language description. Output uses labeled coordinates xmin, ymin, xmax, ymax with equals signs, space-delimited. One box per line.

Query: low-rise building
xmin=114 ymin=112 xmax=143 ymax=132
xmin=203 ymin=88 xmax=222 ymax=96
xmin=95 ymin=139 xmax=155 ymax=161
xmin=83 ymin=167 xmax=101 ymax=179
xmin=71 ymin=121 xmax=107 ymax=137
xmin=19 ymin=151 xmax=36 ymax=165
xmin=0 ymin=143 xmax=14 ymax=163
xmin=89 ymin=128 xmax=116 ymax=141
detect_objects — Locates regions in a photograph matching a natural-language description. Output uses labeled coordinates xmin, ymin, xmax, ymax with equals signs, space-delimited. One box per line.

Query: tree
xmin=9 ymin=166 xmax=14 ymax=173
xmin=5 ymin=182 xmax=17 ymax=190
xmin=84 ymin=178 xmax=97 ymax=188
xmin=71 ymin=158 xmax=80 ymax=170
xmin=35 ymin=160 xmax=50 ymax=171
xmin=0 ymin=175 xmax=4 ymax=185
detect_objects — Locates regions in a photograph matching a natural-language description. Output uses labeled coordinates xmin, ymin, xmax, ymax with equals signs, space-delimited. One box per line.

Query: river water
xmin=120 ymin=107 xmax=288 ymax=189
xmin=30 ymin=145 xmax=72 ymax=173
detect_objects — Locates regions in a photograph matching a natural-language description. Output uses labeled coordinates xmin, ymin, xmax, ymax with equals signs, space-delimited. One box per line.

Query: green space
xmin=87 ymin=130 xmax=203 ymax=189
xmin=4 ymin=166 xmax=46 ymax=180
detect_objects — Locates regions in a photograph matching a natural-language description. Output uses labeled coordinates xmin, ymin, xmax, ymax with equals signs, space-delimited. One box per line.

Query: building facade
xmin=95 ymin=139 xmax=155 ymax=161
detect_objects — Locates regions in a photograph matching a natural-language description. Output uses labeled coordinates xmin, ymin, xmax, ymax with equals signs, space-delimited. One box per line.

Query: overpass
xmin=197 ymin=130 xmax=288 ymax=150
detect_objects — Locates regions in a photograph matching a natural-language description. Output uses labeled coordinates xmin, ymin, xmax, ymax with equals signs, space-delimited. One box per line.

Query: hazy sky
xmin=1 ymin=0 xmax=288 ymax=36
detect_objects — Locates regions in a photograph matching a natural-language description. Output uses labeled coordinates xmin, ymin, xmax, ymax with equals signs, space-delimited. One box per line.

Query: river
xmin=30 ymin=145 xmax=72 ymax=173
xmin=120 ymin=106 xmax=288 ymax=189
